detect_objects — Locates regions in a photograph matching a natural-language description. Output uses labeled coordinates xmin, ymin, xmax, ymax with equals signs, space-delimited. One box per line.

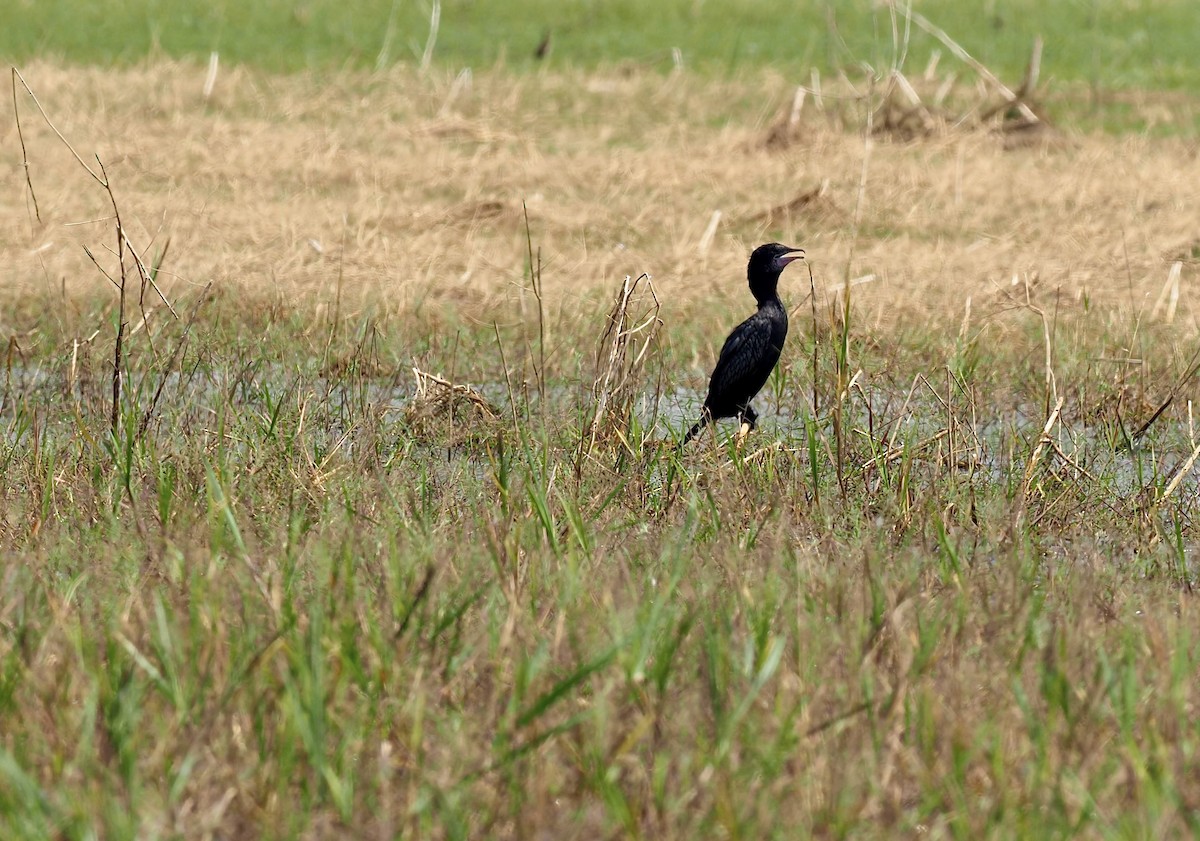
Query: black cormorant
xmin=682 ymin=242 xmax=805 ymax=445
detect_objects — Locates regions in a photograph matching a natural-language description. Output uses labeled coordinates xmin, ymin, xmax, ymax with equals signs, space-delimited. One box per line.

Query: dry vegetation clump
xmin=404 ymin=365 xmax=503 ymax=447
xmin=760 ymin=19 xmax=1056 ymax=148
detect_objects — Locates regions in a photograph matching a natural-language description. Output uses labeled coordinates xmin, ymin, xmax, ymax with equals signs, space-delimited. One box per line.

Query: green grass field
xmin=4 ymin=3 xmax=1200 ymax=839
xmin=7 ymin=0 xmax=1200 ymax=91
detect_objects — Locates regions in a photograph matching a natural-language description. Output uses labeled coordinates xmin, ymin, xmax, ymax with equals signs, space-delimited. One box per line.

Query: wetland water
xmin=6 ymin=360 xmax=1197 ymax=508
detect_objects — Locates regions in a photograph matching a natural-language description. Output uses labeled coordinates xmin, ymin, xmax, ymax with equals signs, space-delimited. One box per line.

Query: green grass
xmin=2 ymin=272 xmax=1200 ymax=837
xmin=7 ymin=0 xmax=1200 ymax=94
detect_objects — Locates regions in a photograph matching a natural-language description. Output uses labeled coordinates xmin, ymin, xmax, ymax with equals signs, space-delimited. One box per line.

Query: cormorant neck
xmin=752 ymin=283 xmax=783 ymax=308
xmin=749 ymin=269 xmax=783 ymax=306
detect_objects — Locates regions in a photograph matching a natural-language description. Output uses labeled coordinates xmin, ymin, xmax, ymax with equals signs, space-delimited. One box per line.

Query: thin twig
xmin=11 ymin=69 xmax=41 ymax=222
xmin=82 ymin=246 xmax=121 ymax=292
xmin=123 ymin=229 xmax=178 ymax=318
xmin=493 ymin=322 xmax=521 ymax=429
xmin=11 ymin=67 xmax=105 ymax=183
xmin=95 ymin=158 xmax=129 ymax=438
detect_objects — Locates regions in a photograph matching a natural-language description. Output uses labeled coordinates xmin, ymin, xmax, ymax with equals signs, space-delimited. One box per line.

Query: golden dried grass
xmin=3 ymin=61 xmax=1199 ymax=337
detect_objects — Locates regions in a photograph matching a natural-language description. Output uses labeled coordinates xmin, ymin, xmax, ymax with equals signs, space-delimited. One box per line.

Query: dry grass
xmin=5 ymin=62 xmax=1200 ymax=336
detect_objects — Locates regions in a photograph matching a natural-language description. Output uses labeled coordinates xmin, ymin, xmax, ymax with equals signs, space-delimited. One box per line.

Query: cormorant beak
xmin=778 ymin=248 xmax=805 ymax=268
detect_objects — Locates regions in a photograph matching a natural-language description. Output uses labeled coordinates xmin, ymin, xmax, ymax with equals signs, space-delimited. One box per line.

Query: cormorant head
xmin=747 ymin=242 xmax=805 ymax=302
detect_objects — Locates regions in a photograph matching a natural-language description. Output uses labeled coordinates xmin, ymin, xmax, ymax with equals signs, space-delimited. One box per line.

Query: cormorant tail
xmin=680 ymin=411 xmax=709 ymax=446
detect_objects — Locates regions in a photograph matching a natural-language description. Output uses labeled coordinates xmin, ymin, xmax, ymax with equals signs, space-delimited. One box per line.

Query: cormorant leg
xmin=735 ymin=406 xmax=758 ymax=448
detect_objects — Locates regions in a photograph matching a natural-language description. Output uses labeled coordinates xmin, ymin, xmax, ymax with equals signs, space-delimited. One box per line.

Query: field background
xmin=8 ymin=0 xmax=1200 ymax=92
xmin=4 ymin=3 xmax=1200 ymax=840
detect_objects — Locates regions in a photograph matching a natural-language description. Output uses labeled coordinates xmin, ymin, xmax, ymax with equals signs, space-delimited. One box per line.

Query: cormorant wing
xmin=707 ymin=312 xmax=770 ymax=404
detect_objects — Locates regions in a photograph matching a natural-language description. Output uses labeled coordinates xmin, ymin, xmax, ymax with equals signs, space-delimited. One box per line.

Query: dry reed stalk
xmin=1151 ymin=261 xmax=1183 ymax=322
xmin=697 ymin=211 xmax=721 ymax=256
xmin=202 ymin=52 xmax=219 ymax=100
xmin=578 ymin=272 xmax=662 ymax=464
xmin=1022 ymin=395 xmax=1064 ymax=499
xmin=420 ymin=0 xmax=441 ymax=75
xmin=1157 ymin=442 xmax=1200 ymax=507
